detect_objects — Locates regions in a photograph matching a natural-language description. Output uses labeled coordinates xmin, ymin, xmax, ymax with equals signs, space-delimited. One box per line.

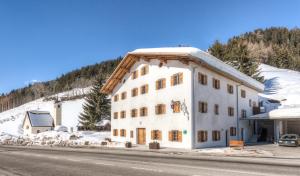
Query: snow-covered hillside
xmin=0 ymin=88 xmax=90 ymax=136
xmin=259 ymin=64 xmax=300 ymax=107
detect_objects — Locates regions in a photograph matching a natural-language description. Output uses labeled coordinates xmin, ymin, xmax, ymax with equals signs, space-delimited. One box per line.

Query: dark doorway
xmin=259 ymin=128 xmax=268 ymax=142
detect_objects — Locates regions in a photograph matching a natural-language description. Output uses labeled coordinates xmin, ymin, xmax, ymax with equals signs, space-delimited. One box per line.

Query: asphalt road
xmin=0 ymin=146 xmax=299 ymax=176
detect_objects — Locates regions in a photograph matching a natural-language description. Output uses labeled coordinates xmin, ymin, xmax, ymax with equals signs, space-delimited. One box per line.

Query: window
xmin=155 ymin=104 xmax=166 ymax=115
xmin=230 ymin=127 xmax=236 ymax=136
xmin=113 ymin=112 xmax=118 ymax=119
xmin=26 ymin=125 xmax=29 ymax=130
xmin=168 ymin=130 xmax=182 ymax=142
xmin=198 ymin=73 xmax=207 ymax=85
xmin=214 ymin=104 xmax=219 ymax=115
xmin=227 ymin=84 xmax=234 ymax=94
xmin=151 ymin=130 xmax=162 ymax=140
xmin=140 ymin=84 xmax=149 ymax=94
xmin=37 ymin=130 xmax=40 ymax=133
xmin=249 ymin=99 xmax=252 ymax=107
xmin=120 ymin=111 xmax=126 ymax=118
xmin=140 ymin=107 xmax=148 ymax=117
xmin=131 ymin=70 xmax=138 ymax=80
xmin=121 ymin=92 xmax=127 ymax=100
xmin=120 ymin=129 xmax=126 ymax=137
xmin=131 ymin=88 xmax=138 ymax=97
xmin=140 ymin=65 xmax=149 ymax=76
xmin=241 ymin=109 xmax=247 ymax=118
xmin=131 ymin=109 xmax=138 ymax=118
xmin=114 ymin=94 xmax=119 ymax=102
xmin=130 ymin=130 xmax=134 ymax=138
xmin=172 ymin=101 xmax=181 ymax=113
xmin=171 ymin=73 xmax=183 ymax=86
xmin=156 ymin=78 xmax=166 ymax=90
xmin=198 ymin=131 xmax=208 ymax=142
xmin=241 ymin=90 xmax=246 ymax=98
xmin=198 ymin=101 xmax=208 ymax=113
xmin=113 ymin=129 xmax=118 ymax=136
xmin=228 ymin=107 xmax=234 ymax=116
xmin=212 ymin=131 xmax=221 ymax=141
xmin=212 ymin=78 xmax=220 ymax=89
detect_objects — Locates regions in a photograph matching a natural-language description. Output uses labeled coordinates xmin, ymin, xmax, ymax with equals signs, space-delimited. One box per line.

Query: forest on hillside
xmin=209 ymin=27 xmax=300 ymax=80
xmin=0 ymin=58 xmax=121 ymax=111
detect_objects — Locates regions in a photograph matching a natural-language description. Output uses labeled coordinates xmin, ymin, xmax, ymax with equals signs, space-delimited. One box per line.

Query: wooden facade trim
xmin=100 ymin=53 xmax=263 ymax=94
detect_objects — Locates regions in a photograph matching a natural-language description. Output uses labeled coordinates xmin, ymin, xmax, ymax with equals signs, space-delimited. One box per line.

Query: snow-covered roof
xmin=26 ymin=111 xmax=54 ymax=127
xmin=101 ymin=47 xmax=264 ymax=93
xmin=250 ymin=107 xmax=300 ymax=120
xmin=259 ymin=64 xmax=300 ymax=106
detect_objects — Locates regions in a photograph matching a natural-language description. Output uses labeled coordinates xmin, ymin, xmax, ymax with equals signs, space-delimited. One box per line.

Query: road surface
xmin=0 ymin=146 xmax=299 ymax=176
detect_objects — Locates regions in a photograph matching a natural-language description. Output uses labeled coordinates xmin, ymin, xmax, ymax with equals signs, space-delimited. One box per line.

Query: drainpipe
xmin=191 ymin=67 xmax=196 ymax=149
xmin=236 ymin=84 xmax=241 ymax=140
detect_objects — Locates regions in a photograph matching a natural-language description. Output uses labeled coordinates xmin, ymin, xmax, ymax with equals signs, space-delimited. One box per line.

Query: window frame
xmin=198 ymin=130 xmax=208 ymax=142
xmin=198 ymin=101 xmax=208 ymax=113
xmin=212 ymin=130 xmax=221 ymax=141
xmin=227 ymin=84 xmax=234 ymax=94
xmin=155 ymin=104 xmax=166 ymax=115
xmin=198 ymin=72 xmax=207 ymax=85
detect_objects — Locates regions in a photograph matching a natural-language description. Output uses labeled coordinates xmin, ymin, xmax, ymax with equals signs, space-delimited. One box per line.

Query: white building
xmin=22 ymin=111 xmax=54 ymax=136
xmin=101 ymin=47 xmax=264 ymax=149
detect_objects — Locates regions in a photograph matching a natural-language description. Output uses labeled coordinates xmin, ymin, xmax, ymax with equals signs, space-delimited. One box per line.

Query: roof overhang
xmin=100 ymin=47 xmax=264 ymax=94
xmin=247 ymin=107 xmax=300 ymax=120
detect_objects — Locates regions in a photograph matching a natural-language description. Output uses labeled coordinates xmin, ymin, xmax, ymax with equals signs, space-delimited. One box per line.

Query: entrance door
xmin=137 ymin=128 xmax=146 ymax=144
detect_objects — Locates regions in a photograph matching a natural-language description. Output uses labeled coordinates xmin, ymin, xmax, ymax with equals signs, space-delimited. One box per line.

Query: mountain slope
xmin=259 ymin=64 xmax=300 ymax=106
xmin=209 ymin=27 xmax=300 ymax=79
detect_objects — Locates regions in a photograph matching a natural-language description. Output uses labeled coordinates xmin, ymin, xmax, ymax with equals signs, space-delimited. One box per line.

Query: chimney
xmin=54 ymin=102 xmax=62 ymax=126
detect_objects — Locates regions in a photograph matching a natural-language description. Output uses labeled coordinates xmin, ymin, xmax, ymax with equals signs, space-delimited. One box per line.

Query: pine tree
xmin=79 ymin=76 xmax=111 ymax=130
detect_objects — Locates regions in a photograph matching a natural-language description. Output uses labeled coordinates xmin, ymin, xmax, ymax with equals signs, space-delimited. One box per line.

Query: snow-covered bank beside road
xmin=0 ymin=130 xmax=110 ymax=147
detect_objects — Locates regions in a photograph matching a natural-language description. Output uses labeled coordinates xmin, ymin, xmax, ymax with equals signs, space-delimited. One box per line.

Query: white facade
xmin=104 ymin=47 xmax=264 ymax=149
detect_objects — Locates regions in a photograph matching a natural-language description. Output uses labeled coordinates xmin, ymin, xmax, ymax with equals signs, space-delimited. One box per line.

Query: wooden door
xmin=137 ymin=128 xmax=146 ymax=144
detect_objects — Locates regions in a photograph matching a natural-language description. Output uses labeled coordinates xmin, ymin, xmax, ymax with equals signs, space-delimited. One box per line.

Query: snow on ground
xmin=195 ymin=147 xmax=274 ymax=157
xmin=0 ymin=130 xmax=111 ymax=147
xmin=0 ymin=87 xmax=91 ymax=136
xmin=259 ymin=64 xmax=300 ymax=107
xmin=0 ymin=99 xmax=53 ymax=135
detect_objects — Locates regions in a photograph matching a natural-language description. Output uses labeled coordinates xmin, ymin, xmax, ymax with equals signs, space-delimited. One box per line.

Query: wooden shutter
xmin=168 ymin=131 xmax=173 ymax=141
xmin=145 ymin=84 xmax=148 ymax=93
xmin=155 ymin=105 xmax=158 ymax=114
xmin=158 ymin=131 xmax=162 ymax=140
xmin=146 ymin=65 xmax=149 ymax=74
xmin=156 ymin=81 xmax=159 ymax=90
xmin=145 ymin=107 xmax=148 ymax=116
xmin=124 ymin=130 xmax=126 ymax=137
xmin=204 ymin=75 xmax=207 ymax=85
xmin=162 ymin=79 xmax=166 ymax=88
xmin=162 ymin=104 xmax=166 ymax=114
xmin=171 ymin=75 xmax=174 ymax=86
xmin=179 ymin=73 xmax=183 ymax=84
xmin=178 ymin=131 xmax=182 ymax=142
xmin=151 ymin=130 xmax=154 ymax=140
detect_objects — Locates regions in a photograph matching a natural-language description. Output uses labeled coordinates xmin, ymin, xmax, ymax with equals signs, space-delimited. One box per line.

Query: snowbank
xmin=0 ymin=131 xmax=111 ymax=147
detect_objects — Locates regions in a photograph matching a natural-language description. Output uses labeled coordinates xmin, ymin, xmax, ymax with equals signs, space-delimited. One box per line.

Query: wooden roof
xmin=101 ymin=49 xmax=264 ymax=94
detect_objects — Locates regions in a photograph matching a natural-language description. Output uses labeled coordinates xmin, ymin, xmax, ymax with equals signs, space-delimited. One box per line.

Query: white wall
xmin=111 ymin=59 xmax=193 ymax=149
xmin=111 ymin=59 xmax=260 ymax=149
xmin=193 ymin=63 xmax=259 ymax=148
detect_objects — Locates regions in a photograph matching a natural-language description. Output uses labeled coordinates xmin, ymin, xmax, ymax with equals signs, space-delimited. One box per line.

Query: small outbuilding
xmin=23 ymin=111 xmax=54 ymax=136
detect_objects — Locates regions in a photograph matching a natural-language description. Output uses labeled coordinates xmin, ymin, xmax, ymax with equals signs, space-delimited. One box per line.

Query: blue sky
xmin=0 ymin=0 xmax=300 ymax=94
